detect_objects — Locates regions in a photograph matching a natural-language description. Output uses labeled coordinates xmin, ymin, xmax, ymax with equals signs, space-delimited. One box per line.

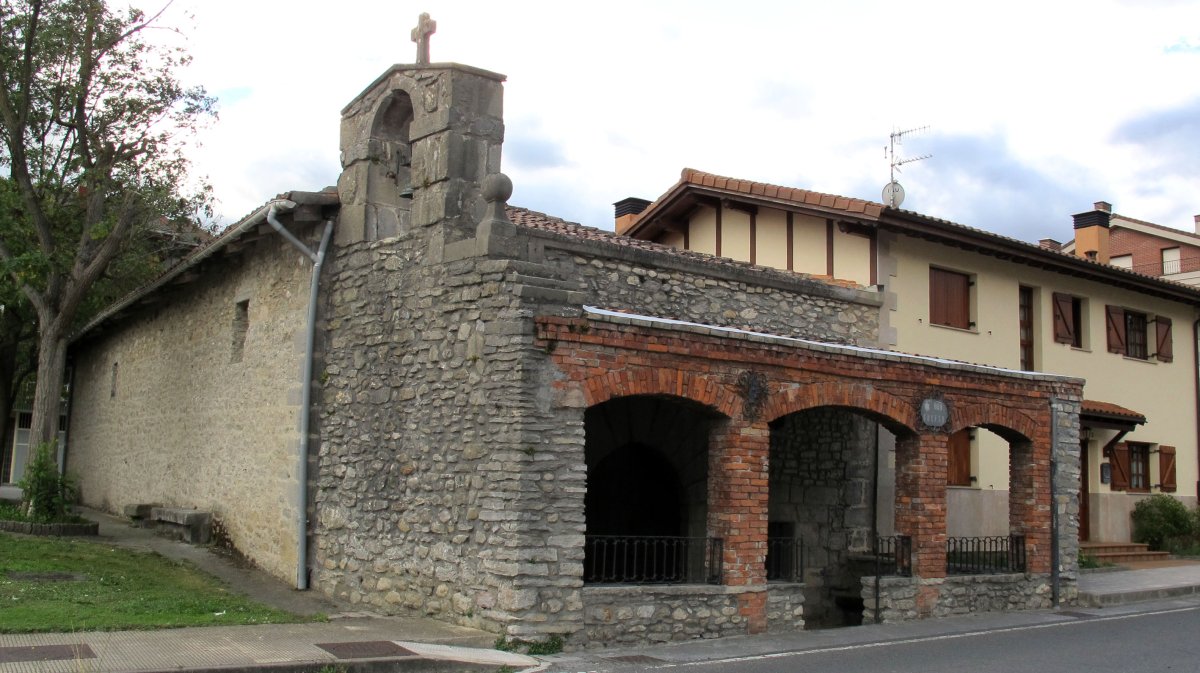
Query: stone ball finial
xmin=482 ymin=172 xmax=513 ymax=204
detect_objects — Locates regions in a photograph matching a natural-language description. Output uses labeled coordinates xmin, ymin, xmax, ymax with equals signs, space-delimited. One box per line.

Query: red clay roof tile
xmin=1080 ymin=399 xmax=1146 ymax=423
xmin=505 ymin=205 xmax=866 ymax=292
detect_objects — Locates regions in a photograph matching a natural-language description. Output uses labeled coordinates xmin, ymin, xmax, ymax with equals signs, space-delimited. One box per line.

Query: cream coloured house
xmin=622 ymin=169 xmax=1200 ymax=545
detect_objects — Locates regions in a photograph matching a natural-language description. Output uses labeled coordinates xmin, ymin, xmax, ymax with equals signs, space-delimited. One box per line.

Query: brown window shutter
xmin=930 ymin=268 xmax=970 ymax=330
xmin=1155 ymin=317 xmax=1173 ymax=362
xmin=1109 ymin=442 xmax=1130 ymax=491
xmin=1052 ymin=293 xmax=1075 ymax=344
xmin=947 ymin=429 xmax=972 ymax=486
xmin=1105 ymin=305 xmax=1126 ymax=354
xmin=1158 ymin=445 xmax=1177 ymax=492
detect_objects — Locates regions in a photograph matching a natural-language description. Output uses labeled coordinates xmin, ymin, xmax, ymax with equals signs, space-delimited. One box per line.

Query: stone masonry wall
xmin=863 ymin=574 xmax=1055 ymax=623
xmin=582 ymin=585 xmax=749 ymax=646
xmin=69 ymin=223 xmax=318 ymax=582
xmin=311 ymin=216 xmax=885 ymax=641
xmin=533 ymin=233 xmax=880 ymax=345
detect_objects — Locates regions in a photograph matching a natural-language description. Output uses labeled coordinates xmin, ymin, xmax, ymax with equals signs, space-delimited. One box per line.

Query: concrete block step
xmin=1092 ymin=551 xmax=1172 ymax=564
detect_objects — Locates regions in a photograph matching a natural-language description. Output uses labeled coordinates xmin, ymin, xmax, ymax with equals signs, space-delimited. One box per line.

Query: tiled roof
xmin=1111 ymin=213 xmax=1200 ymax=242
xmin=675 ymin=168 xmax=884 ymax=218
xmin=1080 ymin=399 xmax=1146 ymax=424
xmin=882 ymin=207 xmax=1200 ymax=302
xmin=505 ymin=205 xmax=862 ymax=289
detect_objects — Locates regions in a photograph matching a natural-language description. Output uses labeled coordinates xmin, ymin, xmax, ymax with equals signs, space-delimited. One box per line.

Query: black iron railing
xmin=946 ymin=534 xmax=1026 ymax=575
xmin=584 ymin=535 xmax=723 ymax=584
xmin=875 ymin=535 xmax=913 ymax=577
xmin=765 ymin=537 xmax=804 ymax=582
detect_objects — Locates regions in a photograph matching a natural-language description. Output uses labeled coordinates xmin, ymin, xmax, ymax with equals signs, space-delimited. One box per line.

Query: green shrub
xmin=1131 ymin=494 xmax=1193 ymax=551
xmin=16 ymin=442 xmax=78 ymax=523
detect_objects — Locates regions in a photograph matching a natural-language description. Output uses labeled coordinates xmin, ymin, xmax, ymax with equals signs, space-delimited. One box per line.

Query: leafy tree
xmin=0 ymin=0 xmax=214 ymax=447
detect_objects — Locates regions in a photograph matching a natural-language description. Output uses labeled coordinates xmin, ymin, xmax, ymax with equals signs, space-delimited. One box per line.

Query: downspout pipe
xmin=1193 ymin=318 xmax=1200 ymax=500
xmin=1049 ymin=396 xmax=1060 ymax=607
xmin=267 ymin=199 xmax=334 ymax=591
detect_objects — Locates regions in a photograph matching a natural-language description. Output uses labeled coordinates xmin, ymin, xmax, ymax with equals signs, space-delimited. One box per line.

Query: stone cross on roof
xmin=411 ymin=13 xmax=436 ymax=65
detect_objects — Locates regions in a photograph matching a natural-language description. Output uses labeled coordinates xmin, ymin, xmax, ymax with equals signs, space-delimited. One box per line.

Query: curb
xmin=1079 ymin=584 xmax=1200 ymax=607
xmin=111 ymin=659 xmax=508 ymax=673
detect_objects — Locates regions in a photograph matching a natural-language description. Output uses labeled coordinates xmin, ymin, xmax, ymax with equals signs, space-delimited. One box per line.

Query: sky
xmin=163 ymin=0 xmax=1200 ymax=244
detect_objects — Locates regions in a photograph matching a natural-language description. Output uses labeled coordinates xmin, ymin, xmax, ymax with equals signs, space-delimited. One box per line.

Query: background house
xmin=622 ymin=169 xmax=1200 ymax=547
xmin=1060 ymin=201 xmax=1200 ymax=287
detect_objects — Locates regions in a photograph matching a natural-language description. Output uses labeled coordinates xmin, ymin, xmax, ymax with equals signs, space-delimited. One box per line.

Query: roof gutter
xmin=266 ymin=200 xmax=334 ymax=591
xmin=880 ymin=209 xmax=1200 ymax=306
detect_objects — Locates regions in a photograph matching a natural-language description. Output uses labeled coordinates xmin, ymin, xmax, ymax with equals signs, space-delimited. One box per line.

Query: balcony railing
xmin=875 ymin=535 xmax=913 ymax=577
xmin=584 ymin=535 xmax=722 ymax=585
xmin=947 ymin=534 xmax=1026 ymax=575
xmin=765 ymin=537 xmax=804 ymax=582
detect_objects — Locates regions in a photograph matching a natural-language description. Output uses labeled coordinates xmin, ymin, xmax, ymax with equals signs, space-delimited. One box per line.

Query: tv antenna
xmin=882 ymin=126 xmax=931 ymax=208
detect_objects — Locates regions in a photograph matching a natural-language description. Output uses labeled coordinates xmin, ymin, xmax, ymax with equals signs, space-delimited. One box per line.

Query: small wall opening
xmin=230 ymin=300 xmax=249 ymax=364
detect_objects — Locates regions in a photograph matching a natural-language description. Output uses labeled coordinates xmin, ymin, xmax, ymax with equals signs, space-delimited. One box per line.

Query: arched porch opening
xmin=768 ymin=405 xmax=914 ymax=628
xmin=583 ymin=394 xmax=722 ymax=584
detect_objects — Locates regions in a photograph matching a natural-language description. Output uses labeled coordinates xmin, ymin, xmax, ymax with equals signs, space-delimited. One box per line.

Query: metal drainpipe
xmin=266 ymin=200 xmax=334 ymax=591
xmin=871 ymin=422 xmax=881 ymax=624
xmin=1049 ymin=396 xmax=1060 ymax=607
xmin=1193 ymin=318 xmax=1200 ymax=500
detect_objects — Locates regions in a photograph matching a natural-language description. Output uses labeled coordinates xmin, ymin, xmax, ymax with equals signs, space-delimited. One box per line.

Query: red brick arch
xmin=763 ymin=381 xmax=918 ymax=434
xmin=950 ymin=402 xmax=1040 ymax=443
xmin=581 ymin=368 xmax=737 ymax=418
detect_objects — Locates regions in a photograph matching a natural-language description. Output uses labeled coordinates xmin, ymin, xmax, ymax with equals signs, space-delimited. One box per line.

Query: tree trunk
xmin=0 ymin=322 xmax=20 ymax=473
xmin=30 ymin=327 xmax=67 ymax=455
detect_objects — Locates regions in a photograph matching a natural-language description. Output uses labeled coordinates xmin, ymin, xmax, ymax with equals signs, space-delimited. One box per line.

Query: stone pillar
xmin=894 ymin=432 xmax=948 ymax=615
xmin=1009 ymin=438 xmax=1052 ymax=574
xmin=708 ymin=418 xmax=769 ymax=633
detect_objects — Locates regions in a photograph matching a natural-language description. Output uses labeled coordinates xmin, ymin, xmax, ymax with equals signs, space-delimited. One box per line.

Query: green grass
xmin=0 ymin=502 xmax=87 ymax=524
xmin=0 ymin=532 xmax=311 ymax=632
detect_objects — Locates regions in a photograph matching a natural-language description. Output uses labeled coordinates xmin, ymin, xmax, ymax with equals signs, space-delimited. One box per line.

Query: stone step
xmin=1093 ymin=551 xmax=1173 ymax=564
xmin=1081 ymin=542 xmax=1155 ymax=554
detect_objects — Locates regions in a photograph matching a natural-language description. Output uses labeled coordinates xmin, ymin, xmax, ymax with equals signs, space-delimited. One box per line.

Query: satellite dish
xmin=883 ymin=181 xmax=905 ymax=208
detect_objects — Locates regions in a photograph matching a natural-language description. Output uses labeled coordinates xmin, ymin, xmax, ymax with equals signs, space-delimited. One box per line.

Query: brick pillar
xmin=894 ymin=432 xmax=948 ymax=615
xmin=1009 ymin=438 xmax=1052 ymax=573
xmin=708 ymin=418 xmax=769 ymax=633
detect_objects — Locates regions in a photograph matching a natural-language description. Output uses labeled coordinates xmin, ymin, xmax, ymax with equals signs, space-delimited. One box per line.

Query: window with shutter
xmin=1128 ymin=442 xmax=1150 ymax=492
xmin=1105 ymin=305 xmax=1126 ymax=354
xmin=1155 ymin=317 xmax=1173 ymax=362
xmin=947 ymin=429 xmax=972 ymax=486
xmin=1019 ymin=287 xmax=1034 ymax=370
xmin=1158 ymin=445 xmax=1177 ymax=492
xmin=930 ymin=268 xmax=971 ymax=330
xmin=1125 ymin=312 xmax=1148 ymax=360
xmin=1109 ymin=442 xmax=1130 ymax=491
xmin=1051 ymin=293 xmax=1074 ymax=344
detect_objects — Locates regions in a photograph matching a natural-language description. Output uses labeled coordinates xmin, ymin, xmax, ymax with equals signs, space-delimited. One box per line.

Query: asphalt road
xmin=575 ymin=603 xmax=1200 ymax=673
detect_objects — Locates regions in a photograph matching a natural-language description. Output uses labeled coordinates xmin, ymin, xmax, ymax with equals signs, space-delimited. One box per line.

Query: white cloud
xmin=163 ymin=0 xmax=1200 ymax=240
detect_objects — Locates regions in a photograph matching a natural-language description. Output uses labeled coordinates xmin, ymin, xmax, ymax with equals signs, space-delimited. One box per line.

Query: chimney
xmin=1039 ymin=238 xmax=1061 ymax=251
xmin=1072 ymin=208 xmax=1111 ymax=264
xmin=1193 ymin=214 xmax=1200 ymax=235
xmin=1093 ymin=201 xmax=1112 ymax=213
xmin=614 ymin=197 xmax=651 ymax=235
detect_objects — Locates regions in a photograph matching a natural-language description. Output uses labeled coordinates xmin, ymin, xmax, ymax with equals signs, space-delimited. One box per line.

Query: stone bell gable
xmin=336 ymin=62 xmax=505 ymax=245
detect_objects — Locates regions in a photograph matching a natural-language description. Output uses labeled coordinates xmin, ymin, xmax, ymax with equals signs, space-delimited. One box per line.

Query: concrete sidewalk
xmin=1077 ymin=561 xmax=1200 ymax=606
xmin=0 ymin=620 xmax=537 ymax=673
